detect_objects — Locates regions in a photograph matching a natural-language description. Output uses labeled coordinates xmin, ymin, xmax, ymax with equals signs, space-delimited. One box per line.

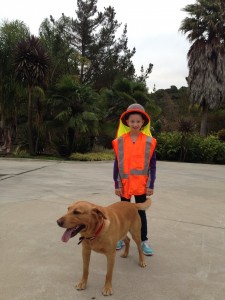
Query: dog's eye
xmin=73 ymin=210 xmax=81 ymax=215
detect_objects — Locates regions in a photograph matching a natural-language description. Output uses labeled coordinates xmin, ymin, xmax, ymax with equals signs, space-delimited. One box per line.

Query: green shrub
xmin=156 ymin=132 xmax=181 ymax=161
xmin=70 ymin=152 xmax=114 ymax=161
xmin=12 ymin=149 xmax=31 ymax=158
xmin=185 ymin=134 xmax=203 ymax=163
xmin=156 ymin=132 xmax=225 ymax=164
xmin=214 ymin=142 xmax=225 ymax=163
xmin=218 ymin=129 xmax=225 ymax=141
xmin=200 ymin=135 xmax=225 ymax=163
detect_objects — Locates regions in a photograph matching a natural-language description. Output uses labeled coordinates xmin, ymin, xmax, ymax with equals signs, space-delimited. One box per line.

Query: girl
xmin=112 ymin=103 xmax=157 ymax=255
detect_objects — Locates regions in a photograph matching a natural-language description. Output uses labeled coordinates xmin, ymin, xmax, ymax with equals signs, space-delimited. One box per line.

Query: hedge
xmin=156 ymin=132 xmax=225 ymax=164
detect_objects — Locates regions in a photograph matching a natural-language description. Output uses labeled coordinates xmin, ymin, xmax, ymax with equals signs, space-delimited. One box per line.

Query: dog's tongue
xmin=61 ymin=224 xmax=85 ymax=243
xmin=61 ymin=228 xmax=75 ymax=242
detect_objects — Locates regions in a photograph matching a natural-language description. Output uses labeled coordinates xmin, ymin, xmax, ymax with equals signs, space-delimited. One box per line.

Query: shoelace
xmin=143 ymin=242 xmax=151 ymax=249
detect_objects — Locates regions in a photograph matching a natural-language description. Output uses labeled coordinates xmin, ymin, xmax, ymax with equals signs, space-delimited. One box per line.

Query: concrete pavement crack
xmin=156 ymin=216 xmax=225 ymax=230
xmin=0 ymin=165 xmax=56 ymax=181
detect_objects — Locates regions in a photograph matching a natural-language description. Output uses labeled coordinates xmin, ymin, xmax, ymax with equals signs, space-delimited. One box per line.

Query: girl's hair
xmin=125 ymin=111 xmax=147 ymax=122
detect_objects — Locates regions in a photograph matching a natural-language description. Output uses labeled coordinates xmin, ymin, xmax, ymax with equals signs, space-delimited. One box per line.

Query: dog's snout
xmin=57 ymin=218 xmax=64 ymax=227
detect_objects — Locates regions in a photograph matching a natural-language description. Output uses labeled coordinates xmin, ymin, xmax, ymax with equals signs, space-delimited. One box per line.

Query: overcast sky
xmin=1 ymin=0 xmax=196 ymax=91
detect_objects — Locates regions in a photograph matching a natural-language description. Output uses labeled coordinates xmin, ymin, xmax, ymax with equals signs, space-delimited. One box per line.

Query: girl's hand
xmin=115 ymin=188 xmax=122 ymax=197
xmin=146 ymin=188 xmax=154 ymax=196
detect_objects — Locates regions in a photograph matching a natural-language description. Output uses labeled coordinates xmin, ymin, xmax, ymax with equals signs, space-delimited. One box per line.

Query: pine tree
xmin=70 ymin=0 xmax=136 ymax=89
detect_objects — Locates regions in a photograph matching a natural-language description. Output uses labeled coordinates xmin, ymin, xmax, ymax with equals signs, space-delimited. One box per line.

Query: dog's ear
xmin=91 ymin=208 xmax=107 ymax=220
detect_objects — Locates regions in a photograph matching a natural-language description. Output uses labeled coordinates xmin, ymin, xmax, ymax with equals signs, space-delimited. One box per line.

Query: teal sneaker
xmin=116 ymin=240 xmax=124 ymax=250
xmin=142 ymin=241 xmax=153 ymax=256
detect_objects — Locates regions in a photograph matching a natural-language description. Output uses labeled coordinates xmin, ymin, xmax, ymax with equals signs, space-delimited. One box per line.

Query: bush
xmin=12 ymin=149 xmax=31 ymax=158
xmin=184 ymin=134 xmax=203 ymax=162
xmin=218 ymin=129 xmax=225 ymax=141
xmin=156 ymin=132 xmax=225 ymax=164
xmin=156 ymin=132 xmax=181 ymax=161
xmin=214 ymin=142 xmax=225 ymax=163
xmin=70 ymin=151 xmax=114 ymax=161
xmin=200 ymin=135 xmax=225 ymax=163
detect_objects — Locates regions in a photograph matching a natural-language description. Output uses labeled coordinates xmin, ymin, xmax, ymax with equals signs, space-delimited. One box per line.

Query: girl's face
xmin=126 ymin=113 xmax=145 ymax=133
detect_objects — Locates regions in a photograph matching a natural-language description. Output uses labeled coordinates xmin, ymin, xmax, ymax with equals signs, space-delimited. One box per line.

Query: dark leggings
xmin=121 ymin=194 xmax=148 ymax=242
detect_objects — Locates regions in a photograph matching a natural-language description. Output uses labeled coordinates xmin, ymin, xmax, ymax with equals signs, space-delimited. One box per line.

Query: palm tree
xmin=100 ymin=77 xmax=161 ymax=145
xmin=14 ymin=35 xmax=49 ymax=154
xmin=49 ymin=75 xmax=100 ymax=154
xmin=102 ymin=77 xmax=159 ymax=122
xmin=179 ymin=0 xmax=225 ymax=136
xmin=0 ymin=20 xmax=29 ymax=153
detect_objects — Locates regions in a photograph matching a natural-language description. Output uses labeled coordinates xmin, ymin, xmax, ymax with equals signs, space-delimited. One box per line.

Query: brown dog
xmin=57 ymin=198 xmax=151 ymax=296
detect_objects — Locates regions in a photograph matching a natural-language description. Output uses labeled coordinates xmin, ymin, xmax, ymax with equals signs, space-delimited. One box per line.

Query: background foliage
xmin=0 ymin=0 xmax=225 ymax=164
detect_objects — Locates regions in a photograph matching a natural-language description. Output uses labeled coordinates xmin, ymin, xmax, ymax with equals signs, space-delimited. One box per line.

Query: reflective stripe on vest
xmin=118 ymin=136 xmax=152 ymax=179
xmin=118 ymin=137 xmax=128 ymax=179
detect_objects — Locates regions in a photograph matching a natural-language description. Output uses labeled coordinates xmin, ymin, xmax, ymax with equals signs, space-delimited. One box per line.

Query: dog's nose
xmin=57 ymin=218 xmax=64 ymax=227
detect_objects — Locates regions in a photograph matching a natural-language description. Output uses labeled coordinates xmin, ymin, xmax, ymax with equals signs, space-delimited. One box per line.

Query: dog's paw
xmin=102 ymin=286 xmax=113 ymax=296
xmin=120 ymin=252 xmax=128 ymax=258
xmin=139 ymin=260 xmax=147 ymax=268
xmin=75 ymin=280 xmax=87 ymax=290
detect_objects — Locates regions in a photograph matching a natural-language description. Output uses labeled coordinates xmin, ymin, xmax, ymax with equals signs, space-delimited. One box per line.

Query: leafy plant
xmin=70 ymin=152 xmax=114 ymax=161
xmin=218 ymin=129 xmax=225 ymax=141
xmin=156 ymin=132 xmax=225 ymax=164
xmin=14 ymin=35 xmax=49 ymax=155
xmin=156 ymin=132 xmax=181 ymax=161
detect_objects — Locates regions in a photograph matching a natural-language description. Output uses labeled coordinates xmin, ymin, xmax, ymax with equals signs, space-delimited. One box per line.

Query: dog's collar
xmin=78 ymin=221 xmax=104 ymax=245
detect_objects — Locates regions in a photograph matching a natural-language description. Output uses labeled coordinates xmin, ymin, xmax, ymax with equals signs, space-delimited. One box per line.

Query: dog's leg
xmin=131 ymin=233 xmax=146 ymax=267
xmin=102 ymin=251 xmax=116 ymax=296
xmin=130 ymin=220 xmax=147 ymax=267
xmin=136 ymin=241 xmax=146 ymax=267
xmin=120 ymin=236 xmax=130 ymax=258
xmin=75 ymin=245 xmax=91 ymax=290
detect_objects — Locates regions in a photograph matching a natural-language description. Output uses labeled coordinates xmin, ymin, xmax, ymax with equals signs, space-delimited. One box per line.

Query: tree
xmin=99 ymin=77 xmax=161 ymax=146
xmin=14 ymin=35 xmax=49 ymax=154
xmin=0 ymin=20 xmax=29 ymax=153
xmin=180 ymin=0 xmax=225 ymax=136
xmin=65 ymin=0 xmax=139 ymax=89
xmin=39 ymin=15 xmax=79 ymax=87
xmin=136 ymin=64 xmax=154 ymax=85
xmin=101 ymin=77 xmax=149 ymax=121
xmin=48 ymin=75 xmax=101 ymax=154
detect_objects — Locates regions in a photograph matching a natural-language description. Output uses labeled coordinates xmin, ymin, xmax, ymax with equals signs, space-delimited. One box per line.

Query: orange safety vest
xmin=112 ymin=132 xmax=157 ymax=199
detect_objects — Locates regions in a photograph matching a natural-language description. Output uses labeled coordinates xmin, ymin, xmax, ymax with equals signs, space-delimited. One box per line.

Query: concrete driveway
xmin=0 ymin=158 xmax=225 ymax=300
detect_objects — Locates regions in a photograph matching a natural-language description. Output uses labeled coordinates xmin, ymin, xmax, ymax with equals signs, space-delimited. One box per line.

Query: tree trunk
xmin=200 ymin=103 xmax=208 ymax=137
xmin=0 ymin=103 xmax=4 ymax=151
xmin=28 ymin=87 xmax=34 ymax=155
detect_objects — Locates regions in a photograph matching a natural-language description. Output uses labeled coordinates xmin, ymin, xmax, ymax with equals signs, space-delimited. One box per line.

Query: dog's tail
xmin=134 ymin=198 xmax=152 ymax=210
